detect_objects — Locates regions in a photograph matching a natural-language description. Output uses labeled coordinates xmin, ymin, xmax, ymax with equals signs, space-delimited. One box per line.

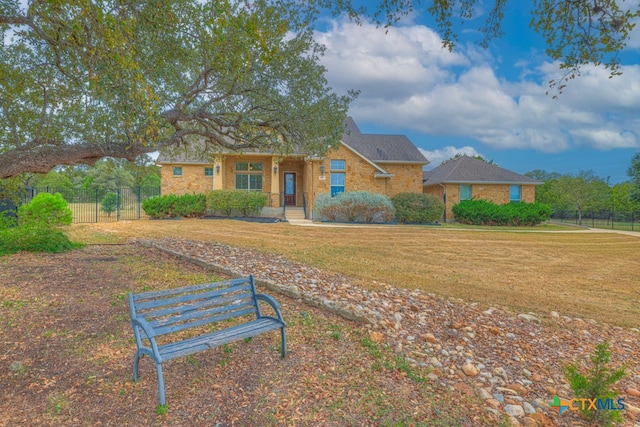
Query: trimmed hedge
xmin=142 ymin=193 xmax=206 ymax=219
xmin=206 ymin=190 xmax=268 ymax=217
xmin=452 ymin=199 xmax=553 ymax=226
xmin=313 ymin=191 xmax=395 ymax=223
xmin=391 ymin=192 xmax=444 ymax=223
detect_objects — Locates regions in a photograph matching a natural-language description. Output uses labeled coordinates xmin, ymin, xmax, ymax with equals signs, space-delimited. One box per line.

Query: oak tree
xmin=0 ymin=0 xmax=355 ymax=179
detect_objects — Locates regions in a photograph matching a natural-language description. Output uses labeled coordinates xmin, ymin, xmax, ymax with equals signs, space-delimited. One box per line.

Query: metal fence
xmin=551 ymin=210 xmax=638 ymax=231
xmin=23 ymin=186 xmax=161 ymax=223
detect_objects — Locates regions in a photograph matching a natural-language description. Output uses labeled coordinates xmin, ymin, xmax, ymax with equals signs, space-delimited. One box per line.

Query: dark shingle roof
xmin=423 ymin=155 xmax=540 ymax=185
xmin=342 ymin=119 xmax=428 ymax=164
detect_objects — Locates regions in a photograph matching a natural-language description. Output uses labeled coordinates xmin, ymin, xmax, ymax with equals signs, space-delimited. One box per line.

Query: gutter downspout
xmin=439 ymin=183 xmax=447 ymax=223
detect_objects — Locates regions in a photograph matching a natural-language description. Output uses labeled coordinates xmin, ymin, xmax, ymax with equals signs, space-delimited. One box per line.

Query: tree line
xmin=526 ymin=153 xmax=640 ymax=222
xmin=24 ymin=155 xmax=160 ymax=194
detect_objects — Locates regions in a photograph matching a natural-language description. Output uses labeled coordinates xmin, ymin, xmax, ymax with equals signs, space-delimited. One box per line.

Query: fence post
xmin=95 ymin=189 xmax=99 ymax=223
xmin=117 ymin=188 xmax=121 ymax=221
xmin=137 ymin=187 xmax=141 ymax=219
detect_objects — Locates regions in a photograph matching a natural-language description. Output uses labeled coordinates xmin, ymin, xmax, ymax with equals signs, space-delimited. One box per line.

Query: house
xmin=157 ymin=117 xmax=429 ymax=218
xmin=422 ymin=155 xmax=541 ymax=222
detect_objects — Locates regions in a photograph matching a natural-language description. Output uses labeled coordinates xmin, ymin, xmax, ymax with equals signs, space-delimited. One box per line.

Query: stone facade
xmin=160 ymin=144 xmax=426 ymax=218
xmin=424 ymin=183 xmax=537 ymax=222
xmin=161 ymin=163 xmax=216 ymax=195
xmin=306 ymin=145 xmax=424 ymax=214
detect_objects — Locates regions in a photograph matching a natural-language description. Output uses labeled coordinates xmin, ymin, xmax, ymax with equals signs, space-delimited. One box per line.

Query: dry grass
xmin=70 ymin=219 xmax=640 ymax=328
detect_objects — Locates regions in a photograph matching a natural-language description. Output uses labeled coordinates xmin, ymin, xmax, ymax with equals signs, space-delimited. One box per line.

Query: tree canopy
xmin=2 ymin=0 xmax=637 ymax=179
xmin=0 ymin=0 xmax=356 ymax=179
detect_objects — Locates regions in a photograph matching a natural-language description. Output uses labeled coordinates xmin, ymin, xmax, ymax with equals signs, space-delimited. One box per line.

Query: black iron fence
xmin=551 ymin=210 xmax=638 ymax=231
xmin=23 ymin=186 xmax=160 ymax=223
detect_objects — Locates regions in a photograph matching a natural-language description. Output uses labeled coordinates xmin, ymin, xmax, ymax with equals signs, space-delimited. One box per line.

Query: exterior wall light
xmin=320 ymin=164 xmax=325 ymax=175
xmin=273 ymin=165 xmax=278 ymax=174
xmin=215 ymin=164 xmax=220 ymax=175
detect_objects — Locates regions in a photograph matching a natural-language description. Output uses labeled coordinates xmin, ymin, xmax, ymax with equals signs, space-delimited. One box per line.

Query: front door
xmin=284 ymin=172 xmax=296 ymax=206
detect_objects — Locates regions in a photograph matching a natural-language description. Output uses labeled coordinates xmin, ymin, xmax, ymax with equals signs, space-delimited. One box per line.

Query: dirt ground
xmin=0 ymin=243 xmax=488 ymax=426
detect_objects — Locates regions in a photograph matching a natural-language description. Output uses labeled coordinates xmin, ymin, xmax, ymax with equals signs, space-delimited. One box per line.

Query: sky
xmin=313 ymin=2 xmax=640 ymax=184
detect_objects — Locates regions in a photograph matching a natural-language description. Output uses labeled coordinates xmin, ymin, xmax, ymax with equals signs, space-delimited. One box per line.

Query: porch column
xmin=213 ymin=160 xmax=223 ymax=190
xmin=270 ymin=157 xmax=280 ymax=207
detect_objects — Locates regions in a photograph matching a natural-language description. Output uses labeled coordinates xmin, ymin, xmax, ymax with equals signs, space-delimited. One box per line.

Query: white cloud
xmin=420 ymin=146 xmax=483 ymax=169
xmin=316 ymin=19 xmax=640 ymax=153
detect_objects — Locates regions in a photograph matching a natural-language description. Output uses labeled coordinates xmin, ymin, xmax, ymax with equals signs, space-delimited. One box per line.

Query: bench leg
xmin=133 ymin=351 xmax=143 ymax=382
xmin=281 ymin=327 xmax=287 ymax=358
xmin=156 ymin=362 xmax=166 ymax=406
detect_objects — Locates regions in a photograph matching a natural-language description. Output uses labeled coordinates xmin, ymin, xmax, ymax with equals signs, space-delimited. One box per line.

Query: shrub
xmin=101 ymin=192 xmax=119 ymax=217
xmin=313 ymin=191 xmax=395 ymax=223
xmin=452 ymin=199 xmax=552 ymax=226
xmin=0 ymin=225 xmax=83 ymax=256
xmin=391 ymin=192 xmax=444 ymax=223
xmin=142 ymin=195 xmax=179 ymax=218
xmin=564 ymin=342 xmax=626 ymax=426
xmin=0 ymin=210 xmax=17 ymax=230
xmin=142 ymin=193 xmax=206 ymax=219
xmin=18 ymin=193 xmax=72 ymax=227
xmin=206 ymin=190 xmax=268 ymax=217
xmin=173 ymin=193 xmax=206 ymax=217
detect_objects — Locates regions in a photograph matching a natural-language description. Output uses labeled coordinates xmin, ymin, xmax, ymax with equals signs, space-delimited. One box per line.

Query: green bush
xmin=18 ymin=193 xmax=72 ymax=227
xmin=101 ymin=192 xmax=119 ymax=217
xmin=174 ymin=193 xmax=207 ymax=217
xmin=142 ymin=193 xmax=206 ymax=218
xmin=0 ymin=225 xmax=83 ymax=256
xmin=452 ymin=199 xmax=552 ymax=226
xmin=206 ymin=190 xmax=268 ymax=217
xmin=142 ymin=195 xmax=179 ymax=218
xmin=391 ymin=192 xmax=444 ymax=223
xmin=564 ymin=342 xmax=626 ymax=426
xmin=313 ymin=191 xmax=395 ymax=223
xmin=0 ymin=210 xmax=17 ymax=230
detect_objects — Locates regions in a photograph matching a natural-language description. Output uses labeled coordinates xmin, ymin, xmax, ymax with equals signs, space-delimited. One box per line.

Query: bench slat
xmin=149 ymin=298 xmax=256 ymax=332
xmin=142 ymin=291 xmax=254 ymax=322
xmin=158 ymin=318 xmax=283 ymax=361
xmin=153 ymin=307 xmax=257 ymax=336
xmin=134 ymin=282 xmax=252 ymax=312
xmin=132 ymin=277 xmax=252 ymax=302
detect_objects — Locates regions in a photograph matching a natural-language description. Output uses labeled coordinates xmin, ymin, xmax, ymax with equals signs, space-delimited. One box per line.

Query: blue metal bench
xmin=128 ymin=275 xmax=286 ymax=406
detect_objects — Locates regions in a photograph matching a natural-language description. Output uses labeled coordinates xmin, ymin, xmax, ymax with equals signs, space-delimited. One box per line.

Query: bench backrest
xmin=129 ymin=275 xmax=261 ymax=338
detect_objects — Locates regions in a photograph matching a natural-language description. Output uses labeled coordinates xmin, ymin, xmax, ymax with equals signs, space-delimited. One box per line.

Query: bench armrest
xmin=131 ymin=316 xmax=157 ymax=339
xmin=255 ymin=293 xmax=284 ymax=322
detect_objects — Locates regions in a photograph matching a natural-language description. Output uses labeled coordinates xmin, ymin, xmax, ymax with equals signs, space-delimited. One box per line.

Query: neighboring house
xmin=157 ymin=117 xmax=429 ymax=218
xmin=423 ymin=155 xmax=541 ymax=222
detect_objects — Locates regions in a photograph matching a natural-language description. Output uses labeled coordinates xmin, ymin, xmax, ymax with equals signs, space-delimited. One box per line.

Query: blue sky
xmin=313 ymin=3 xmax=640 ymax=184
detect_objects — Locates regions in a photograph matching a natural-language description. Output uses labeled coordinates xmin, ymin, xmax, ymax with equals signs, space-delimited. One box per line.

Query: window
xmin=510 ymin=185 xmax=521 ymax=202
xmin=172 ymin=166 xmax=183 ymax=176
xmin=460 ymin=184 xmax=471 ymax=201
xmin=330 ymin=160 xmax=346 ymax=196
xmin=204 ymin=167 xmax=213 ymax=177
xmin=235 ymin=162 xmax=263 ymax=172
xmin=235 ymin=162 xmax=263 ymax=191
xmin=330 ymin=159 xmax=346 ymax=171
xmin=236 ymin=174 xmax=263 ymax=191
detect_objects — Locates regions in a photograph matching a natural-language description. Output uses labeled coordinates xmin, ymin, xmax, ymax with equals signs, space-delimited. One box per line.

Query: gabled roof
xmin=423 ymin=155 xmax=540 ymax=185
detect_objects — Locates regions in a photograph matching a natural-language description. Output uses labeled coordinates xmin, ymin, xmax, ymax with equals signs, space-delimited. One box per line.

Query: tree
xmin=628 ymin=153 xmax=640 ymax=203
xmin=316 ymin=0 xmax=639 ymax=94
xmin=442 ymin=154 xmax=496 ymax=165
xmin=555 ymin=170 xmax=611 ymax=224
xmin=0 ymin=0 xmax=355 ymax=179
xmin=86 ymin=160 xmax=135 ymax=192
